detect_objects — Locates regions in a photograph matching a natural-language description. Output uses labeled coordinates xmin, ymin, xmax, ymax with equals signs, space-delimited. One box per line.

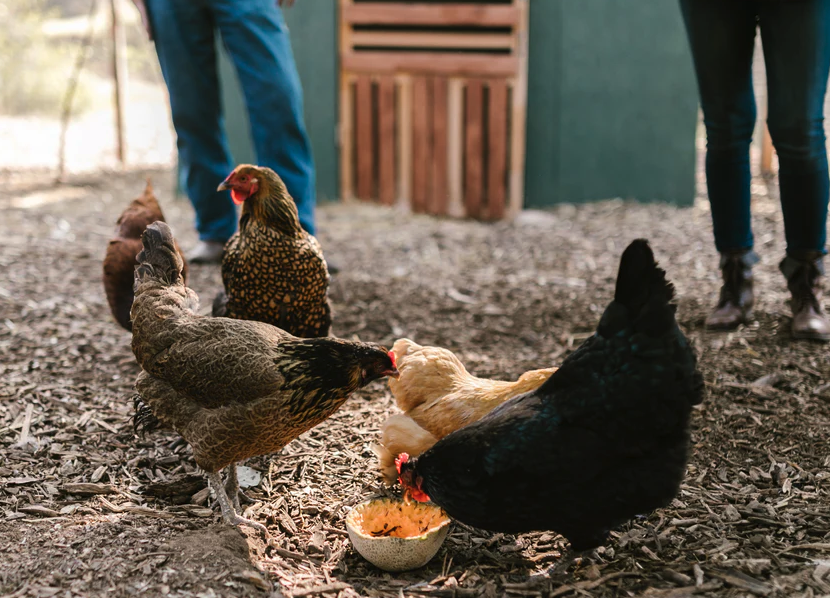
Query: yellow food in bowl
xmin=346 ymin=497 xmax=451 ymax=572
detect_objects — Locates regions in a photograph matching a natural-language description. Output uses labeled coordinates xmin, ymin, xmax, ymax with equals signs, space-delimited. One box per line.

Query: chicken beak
xmin=386 ymin=367 xmax=400 ymax=379
xmin=217 ymin=177 xmax=231 ymax=192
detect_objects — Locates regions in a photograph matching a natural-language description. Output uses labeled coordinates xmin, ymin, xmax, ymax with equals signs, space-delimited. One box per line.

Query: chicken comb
xmin=394 ymin=453 xmax=410 ymax=474
xmin=388 ymin=350 xmax=397 ymax=369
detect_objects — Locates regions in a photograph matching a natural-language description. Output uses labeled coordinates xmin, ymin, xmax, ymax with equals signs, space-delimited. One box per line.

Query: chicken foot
xmin=207 ymin=471 xmax=268 ymax=536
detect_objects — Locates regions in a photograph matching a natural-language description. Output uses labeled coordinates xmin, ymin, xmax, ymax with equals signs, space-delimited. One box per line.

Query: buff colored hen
xmin=375 ymin=338 xmax=556 ymax=484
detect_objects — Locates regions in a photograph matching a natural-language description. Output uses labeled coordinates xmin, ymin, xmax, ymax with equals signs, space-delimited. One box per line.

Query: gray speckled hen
xmin=130 ymin=221 xmax=398 ymax=533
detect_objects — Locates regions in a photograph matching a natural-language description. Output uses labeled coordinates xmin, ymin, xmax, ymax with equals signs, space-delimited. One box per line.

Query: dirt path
xmin=1 ymin=169 xmax=828 ymax=597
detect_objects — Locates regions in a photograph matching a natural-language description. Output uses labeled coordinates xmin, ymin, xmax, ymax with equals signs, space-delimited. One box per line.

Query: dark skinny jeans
xmin=680 ymin=0 xmax=830 ymax=258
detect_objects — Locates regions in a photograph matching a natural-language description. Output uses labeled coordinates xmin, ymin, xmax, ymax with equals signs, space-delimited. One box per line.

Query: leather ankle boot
xmin=780 ymin=253 xmax=830 ymax=341
xmin=705 ymin=250 xmax=759 ymax=330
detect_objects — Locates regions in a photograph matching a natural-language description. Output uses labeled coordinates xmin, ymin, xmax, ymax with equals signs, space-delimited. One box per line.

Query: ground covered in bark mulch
xmin=1 ymin=168 xmax=829 ymax=598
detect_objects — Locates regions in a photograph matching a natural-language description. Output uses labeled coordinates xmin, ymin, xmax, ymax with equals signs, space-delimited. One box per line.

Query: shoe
xmin=780 ymin=253 xmax=830 ymax=341
xmin=187 ymin=240 xmax=225 ymax=264
xmin=705 ymin=249 xmax=759 ymax=330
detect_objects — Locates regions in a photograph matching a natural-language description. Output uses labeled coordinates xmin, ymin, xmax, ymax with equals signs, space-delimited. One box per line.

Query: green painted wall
xmin=524 ymin=0 xmax=698 ymax=207
xmin=217 ymin=0 xmax=339 ymax=201
xmin=213 ymin=0 xmax=697 ymax=208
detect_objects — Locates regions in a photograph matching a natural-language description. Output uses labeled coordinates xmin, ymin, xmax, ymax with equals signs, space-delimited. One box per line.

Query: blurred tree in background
xmin=0 ymin=0 xmax=94 ymax=116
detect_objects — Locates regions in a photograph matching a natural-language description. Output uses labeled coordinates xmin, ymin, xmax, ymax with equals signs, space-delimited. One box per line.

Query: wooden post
xmin=447 ymin=78 xmax=465 ymax=218
xmin=111 ymin=0 xmax=127 ymax=166
xmin=507 ymin=0 xmax=529 ymax=218
xmin=338 ymin=0 xmax=353 ymax=200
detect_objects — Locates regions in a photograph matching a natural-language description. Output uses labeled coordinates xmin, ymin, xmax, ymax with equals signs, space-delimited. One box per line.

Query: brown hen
xmin=131 ymin=221 xmax=398 ymax=533
xmin=375 ymin=338 xmax=556 ymax=484
xmin=213 ymin=164 xmax=331 ymax=338
xmin=102 ymin=179 xmax=188 ymax=330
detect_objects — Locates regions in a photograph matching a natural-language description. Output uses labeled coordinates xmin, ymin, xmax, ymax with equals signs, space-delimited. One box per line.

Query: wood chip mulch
xmin=0 ymin=168 xmax=828 ymax=598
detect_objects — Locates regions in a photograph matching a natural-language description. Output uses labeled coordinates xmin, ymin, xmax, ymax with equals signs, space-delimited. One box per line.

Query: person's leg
xmin=146 ymin=0 xmax=237 ymax=247
xmin=759 ymin=0 xmax=830 ymax=340
xmin=212 ymin=0 xmax=316 ymax=235
xmin=760 ymin=1 xmax=830 ymax=257
xmin=679 ymin=0 xmax=761 ymax=329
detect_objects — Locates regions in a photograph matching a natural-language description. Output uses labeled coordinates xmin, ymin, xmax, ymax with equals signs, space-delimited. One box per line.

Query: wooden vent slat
xmin=343 ymin=3 xmax=520 ymax=27
xmin=350 ymin=31 xmax=515 ymax=51
xmin=342 ymin=52 xmax=519 ymax=77
xmin=339 ymin=0 xmax=528 ymax=220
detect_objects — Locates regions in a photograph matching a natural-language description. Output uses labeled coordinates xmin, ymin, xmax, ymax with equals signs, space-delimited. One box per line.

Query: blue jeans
xmin=147 ymin=0 xmax=316 ymax=241
xmin=680 ymin=0 xmax=830 ymax=257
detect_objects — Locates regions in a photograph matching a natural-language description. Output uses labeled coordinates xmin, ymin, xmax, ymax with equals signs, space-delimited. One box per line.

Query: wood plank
xmin=412 ymin=77 xmax=430 ymax=213
xmin=397 ymin=76 xmax=413 ymax=207
xmin=355 ymin=75 xmax=375 ymax=200
xmin=338 ymin=0 xmax=353 ymax=200
xmin=447 ymin=78 xmax=465 ymax=218
xmin=350 ymin=31 xmax=514 ymax=51
xmin=342 ymin=52 xmax=519 ymax=77
xmin=464 ymin=79 xmax=484 ymax=219
xmin=110 ymin=0 xmax=127 ymax=165
xmin=343 ymin=3 xmax=520 ymax=27
xmin=430 ymin=77 xmax=448 ymax=215
xmin=507 ymin=0 xmax=529 ymax=217
xmin=339 ymin=76 xmax=354 ymax=201
xmin=487 ymin=80 xmax=508 ymax=220
xmin=377 ymin=77 xmax=396 ymax=206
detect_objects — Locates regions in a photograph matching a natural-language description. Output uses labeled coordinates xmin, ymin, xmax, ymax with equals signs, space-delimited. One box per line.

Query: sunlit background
xmin=0 ymin=0 xmax=174 ymax=174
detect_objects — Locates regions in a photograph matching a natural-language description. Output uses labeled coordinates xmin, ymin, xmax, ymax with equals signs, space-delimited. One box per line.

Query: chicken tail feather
xmin=135 ymin=221 xmax=185 ymax=288
xmin=132 ymin=394 xmax=161 ymax=435
xmin=613 ymin=239 xmax=675 ymax=312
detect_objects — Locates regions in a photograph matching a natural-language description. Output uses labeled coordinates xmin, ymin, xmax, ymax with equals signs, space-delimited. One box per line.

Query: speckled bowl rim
xmin=345 ymin=497 xmax=451 ymax=541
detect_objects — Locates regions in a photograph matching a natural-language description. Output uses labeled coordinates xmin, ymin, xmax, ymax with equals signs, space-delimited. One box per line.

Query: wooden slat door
xmin=339 ymin=0 xmax=529 ymax=221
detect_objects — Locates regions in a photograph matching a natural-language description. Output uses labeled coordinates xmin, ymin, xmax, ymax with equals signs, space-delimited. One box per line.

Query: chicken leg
xmin=207 ymin=471 xmax=268 ymax=536
xmin=223 ymin=465 xmax=254 ymax=511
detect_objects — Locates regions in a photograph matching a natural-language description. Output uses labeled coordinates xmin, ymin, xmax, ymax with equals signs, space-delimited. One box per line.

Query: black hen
xmin=397 ymin=239 xmax=704 ymax=553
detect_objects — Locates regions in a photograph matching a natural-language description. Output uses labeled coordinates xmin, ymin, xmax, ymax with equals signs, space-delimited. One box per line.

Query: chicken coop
xmin=216 ymin=0 xmax=698 ymax=216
